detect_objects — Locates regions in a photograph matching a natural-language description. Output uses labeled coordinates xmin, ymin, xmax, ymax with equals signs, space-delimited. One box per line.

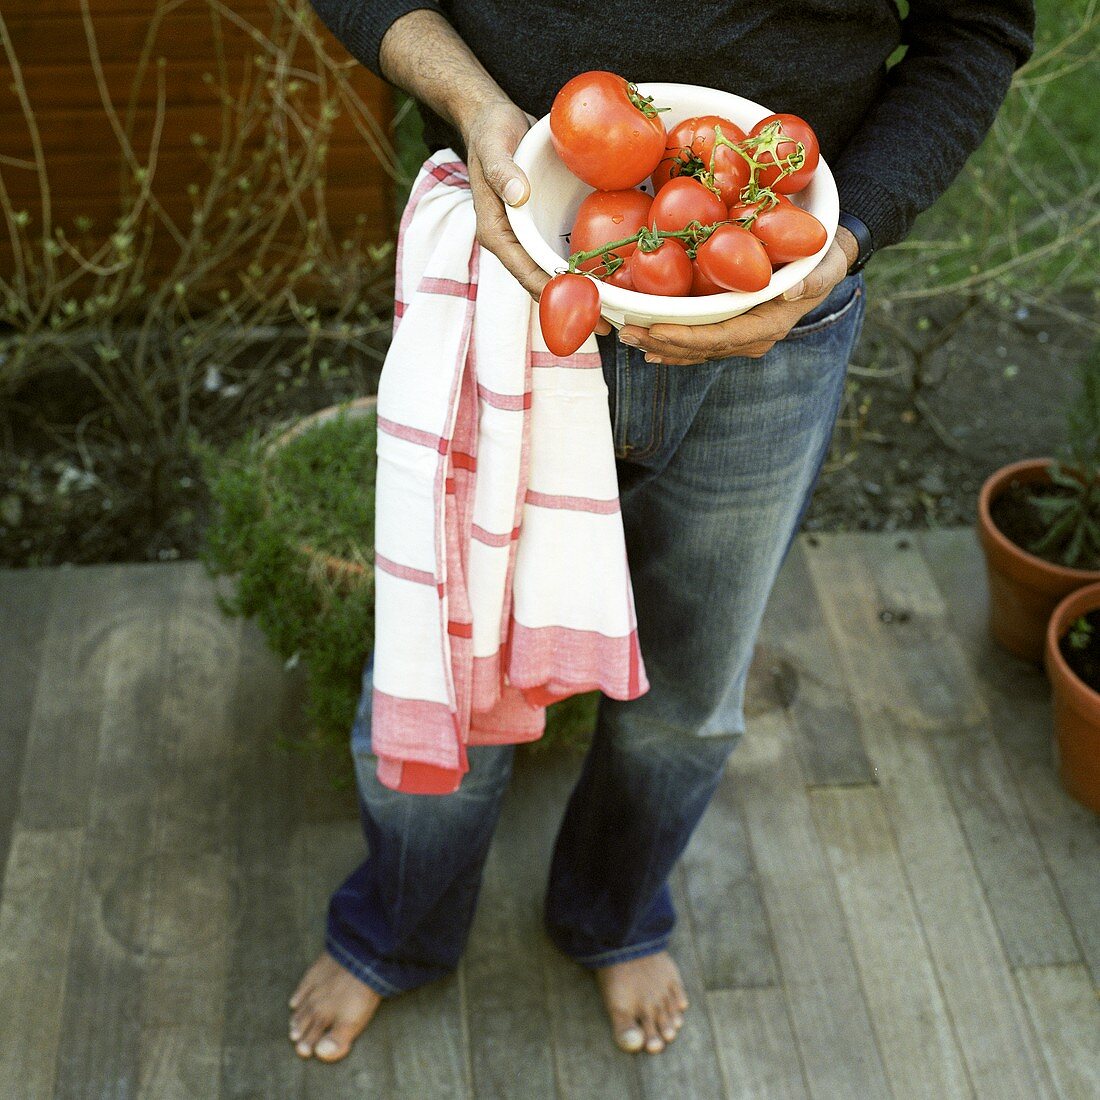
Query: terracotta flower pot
xmin=261 ymin=396 xmax=377 ymax=587
xmin=1044 ymin=582 xmax=1100 ymax=813
xmin=977 ymin=458 xmax=1100 ymax=663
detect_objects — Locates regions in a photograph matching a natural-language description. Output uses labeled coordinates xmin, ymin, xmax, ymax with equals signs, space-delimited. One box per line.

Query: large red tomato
xmin=570 ymin=189 xmax=653 ymax=272
xmin=649 ymin=177 xmax=727 ymax=233
xmin=694 ymin=225 xmax=773 ymax=292
xmin=749 ymin=114 xmax=820 ymax=193
xmin=539 ymin=274 xmax=601 ymax=356
xmin=550 ymin=72 xmax=667 ymax=190
xmin=628 ymin=239 xmax=693 ymax=296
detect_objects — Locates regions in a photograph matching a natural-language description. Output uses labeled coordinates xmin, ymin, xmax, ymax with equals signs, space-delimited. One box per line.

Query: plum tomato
xmin=690 ymin=259 xmax=726 ymax=296
xmin=604 ymin=262 xmax=636 ymax=290
xmin=694 ymin=224 xmax=772 ymax=292
xmin=550 ymin=71 xmax=667 ymax=190
xmin=628 ymin=239 xmax=693 ymax=296
xmin=570 ymin=189 xmax=653 ymax=272
xmin=539 ymin=273 xmax=602 ymax=356
xmin=749 ymin=196 xmax=828 ymax=264
xmin=652 ymin=115 xmax=748 ymax=195
xmin=649 ymin=177 xmax=726 ymax=234
xmin=749 ymin=113 xmax=820 ymax=193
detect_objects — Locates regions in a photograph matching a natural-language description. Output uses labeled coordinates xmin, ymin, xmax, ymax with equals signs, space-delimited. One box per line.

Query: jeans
xmin=326 ymin=274 xmax=866 ymax=996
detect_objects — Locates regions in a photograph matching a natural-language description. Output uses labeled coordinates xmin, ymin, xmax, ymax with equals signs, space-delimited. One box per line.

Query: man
xmin=289 ymin=0 xmax=1033 ymax=1061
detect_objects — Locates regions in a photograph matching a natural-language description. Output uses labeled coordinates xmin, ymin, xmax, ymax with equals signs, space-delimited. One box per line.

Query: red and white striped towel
xmin=370 ymin=152 xmax=649 ymax=794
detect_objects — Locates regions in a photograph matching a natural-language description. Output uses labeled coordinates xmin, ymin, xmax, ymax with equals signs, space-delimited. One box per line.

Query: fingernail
xmin=644 ymin=353 xmax=661 ymax=364
xmin=503 ymin=179 xmax=525 ymax=205
xmin=782 ymin=283 xmax=805 ymax=301
xmin=619 ymin=333 xmax=639 ymax=346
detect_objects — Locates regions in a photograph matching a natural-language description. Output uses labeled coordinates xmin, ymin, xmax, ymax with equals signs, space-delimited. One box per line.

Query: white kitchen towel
xmin=370 ymin=151 xmax=649 ymax=792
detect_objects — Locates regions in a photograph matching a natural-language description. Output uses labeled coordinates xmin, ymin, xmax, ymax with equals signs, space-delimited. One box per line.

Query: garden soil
xmin=0 ymin=296 xmax=1092 ymax=568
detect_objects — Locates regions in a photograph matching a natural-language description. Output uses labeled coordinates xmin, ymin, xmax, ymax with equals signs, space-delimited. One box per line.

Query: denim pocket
xmin=786 ymin=274 xmax=864 ymax=340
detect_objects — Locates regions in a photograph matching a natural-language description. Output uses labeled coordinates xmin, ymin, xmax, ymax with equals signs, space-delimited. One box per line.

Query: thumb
xmin=481 ymin=151 xmax=530 ymax=208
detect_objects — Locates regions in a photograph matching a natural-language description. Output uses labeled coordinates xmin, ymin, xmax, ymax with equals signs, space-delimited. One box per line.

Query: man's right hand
xmin=461 ymin=99 xmax=549 ymax=301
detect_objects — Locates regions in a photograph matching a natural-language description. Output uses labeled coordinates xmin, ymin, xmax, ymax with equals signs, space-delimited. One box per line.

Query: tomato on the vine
xmin=628 ymin=239 xmax=693 ymax=296
xmin=748 ymin=195 xmax=828 ymax=264
xmin=694 ymin=224 xmax=772 ymax=292
xmin=539 ymin=273 xmax=601 ymax=356
xmin=649 ymin=177 xmax=727 ymax=234
xmin=749 ymin=113 xmax=820 ymax=193
xmin=570 ymin=189 xmax=653 ymax=272
xmin=652 ymin=115 xmax=748 ymax=195
xmin=690 ymin=260 xmax=727 ymax=296
xmin=603 ymin=262 xmax=636 ymax=290
xmin=550 ymin=72 xmax=667 ymax=190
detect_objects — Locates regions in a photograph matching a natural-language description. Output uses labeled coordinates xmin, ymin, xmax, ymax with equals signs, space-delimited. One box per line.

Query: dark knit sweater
xmin=308 ymin=0 xmax=1033 ymax=253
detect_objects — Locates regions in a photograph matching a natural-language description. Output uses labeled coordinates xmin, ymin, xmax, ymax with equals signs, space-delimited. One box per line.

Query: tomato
xmin=628 ymin=239 xmax=693 ymax=296
xmin=570 ymin=189 xmax=653 ymax=272
xmin=539 ymin=273 xmax=602 ymax=356
xmin=649 ymin=177 xmax=726 ymax=234
xmin=727 ymin=196 xmax=769 ymax=223
xmin=690 ymin=260 xmax=726 ymax=296
xmin=652 ymin=115 xmax=748 ymax=195
xmin=749 ymin=113 xmax=820 ymax=193
xmin=604 ymin=262 xmax=636 ymax=290
xmin=694 ymin=224 xmax=773 ymax=292
xmin=550 ymin=71 xmax=667 ymax=190
xmin=749 ymin=196 xmax=828 ymax=264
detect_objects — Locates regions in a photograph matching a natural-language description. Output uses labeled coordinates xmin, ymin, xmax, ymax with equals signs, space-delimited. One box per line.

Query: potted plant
xmin=201 ymin=399 xmax=379 ymax=746
xmin=977 ymin=349 xmax=1100 ymax=662
xmin=1044 ymin=582 xmax=1100 ymax=813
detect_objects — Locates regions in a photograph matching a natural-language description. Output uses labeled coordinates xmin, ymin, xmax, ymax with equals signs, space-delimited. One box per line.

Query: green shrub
xmin=201 ymin=400 xmax=596 ymax=753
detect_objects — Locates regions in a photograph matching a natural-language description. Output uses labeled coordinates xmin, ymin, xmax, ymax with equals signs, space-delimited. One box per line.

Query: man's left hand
xmin=615 ymin=227 xmax=859 ymax=366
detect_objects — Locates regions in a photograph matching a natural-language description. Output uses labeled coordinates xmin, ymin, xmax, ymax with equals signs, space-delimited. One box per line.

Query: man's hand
xmin=616 ymin=227 xmax=859 ymax=365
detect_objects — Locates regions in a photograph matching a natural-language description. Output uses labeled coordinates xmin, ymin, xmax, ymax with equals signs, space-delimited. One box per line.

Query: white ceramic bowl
xmin=506 ymin=81 xmax=839 ymax=328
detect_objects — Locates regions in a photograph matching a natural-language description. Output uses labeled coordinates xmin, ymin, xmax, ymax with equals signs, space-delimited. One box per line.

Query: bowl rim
xmin=506 ymin=81 xmax=839 ymax=322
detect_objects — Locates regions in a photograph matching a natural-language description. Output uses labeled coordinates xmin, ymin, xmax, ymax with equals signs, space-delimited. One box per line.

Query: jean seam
xmin=563 ymin=932 xmax=671 ymax=968
xmin=629 ymin=360 xmax=666 ymax=461
xmin=325 ymin=932 xmax=406 ymax=998
xmin=786 ymin=281 xmax=863 ymax=340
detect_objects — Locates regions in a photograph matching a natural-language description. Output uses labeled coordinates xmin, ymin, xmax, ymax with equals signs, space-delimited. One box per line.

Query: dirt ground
xmin=0 ymin=296 xmax=1092 ymax=569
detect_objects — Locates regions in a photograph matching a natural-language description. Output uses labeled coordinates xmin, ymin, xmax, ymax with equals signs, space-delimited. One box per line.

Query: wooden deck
xmin=0 ymin=529 xmax=1097 ymax=1099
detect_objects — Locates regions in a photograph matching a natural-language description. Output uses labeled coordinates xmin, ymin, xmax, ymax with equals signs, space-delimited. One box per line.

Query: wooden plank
xmin=50 ymin=563 xmax=181 ymax=1100
xmin=535 ymin=750 xmax=642 ymax=1099
xmin=863 ymin=533 xmax=1080 ymax=970
xmin=806 ymin=533 xmax=1056 ymax=1098
xmin=464 ymin=749 xmax=558 ymax=1099
xmin=809 ymin=785 xmax=971 ymax=1099
xmin=733 ymin=708 xmax=890 ymax=1098
xmin=0 ymin=827 xmax=83 ymax=1100
xmin=1016 ymin=965 xmax=1100 ymax=1100
xmin=919 ymin=528 xmax=1100 ymax=985
xmin=219 ymin=617 xmax=306 ymax=1099
xmin=136 ymin=564 xmax=240 ymax=1099
xmin=680 ymin=761 xmax=779 ymax=990
xmin=706 ymin=987 xmax=809 ymax=1100
xmin=759 ymin=540 xmax=875 ymax=785
xmin=18 ymin=563 xmax=123 ymax=828
xmin=0 ymin=568 xmax=55 ymax=885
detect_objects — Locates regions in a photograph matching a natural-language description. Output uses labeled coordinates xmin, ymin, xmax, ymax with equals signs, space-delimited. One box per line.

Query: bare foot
xmin=595 ymin=950 xmax=690 ymax=1054
xmin=288 ymin=952 xmax=383 ymax=1062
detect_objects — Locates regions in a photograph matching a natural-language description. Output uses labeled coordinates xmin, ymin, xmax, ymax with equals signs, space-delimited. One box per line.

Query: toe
xmin=670 ymin=978 xmax=689 ymax=1013
xmin=640 ymin=1011 xmax=665 ymax=1054
xmin=314 ymin=1020 xmax=360 ymax=1063
xmin=295 ymin=1015 xmax=330 ymax=1059
xmin=654 ymin=1003 xmax=677 ymax=1045
xmin=609 ymin=1008 xmax=645 ymax=1053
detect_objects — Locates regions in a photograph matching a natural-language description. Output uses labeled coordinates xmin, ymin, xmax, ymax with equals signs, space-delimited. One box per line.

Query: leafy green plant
xmin=201 ymin=403 xmax=377 ymax=745
xmin=201 ymin=400 xmax=595 ymax=754
xmin=1026 ymin=346 xmax=1100 ymax=568
xmin=1067 ymin=615 xmax=1093 ymax=650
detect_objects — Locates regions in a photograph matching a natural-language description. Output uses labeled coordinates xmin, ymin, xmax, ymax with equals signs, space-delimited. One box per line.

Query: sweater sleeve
xmin=832 ymin=0 xmax=1034 ymax=252
xmin=307 ymin=0 xmax=444 ymax=79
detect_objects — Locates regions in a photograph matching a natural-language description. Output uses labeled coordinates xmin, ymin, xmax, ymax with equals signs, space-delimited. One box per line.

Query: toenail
xmin=316 ymin=1039 xmax=337 ymax=1057
xmin=673 ymin=1014 xmax=683 ymax=1027
xmin=289 ymin=1026 xmax=300 ymax=1041
xmin=662 ymin=1028 xmax=675 ymax=1041
xmin=619 ymin=1027 xmax=643 ymax=1049
xmin=296 ymin=1042 xmax=311 ymax=1057
xmin=646 ymin=1038 xmax=664 ymax=1052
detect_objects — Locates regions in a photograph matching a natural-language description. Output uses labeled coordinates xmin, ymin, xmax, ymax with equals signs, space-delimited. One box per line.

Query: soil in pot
xmin=1057 ymin=608 xmax=1100 ymax=692
xmin=988 ymin=479 xmax=1100 ymax=572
